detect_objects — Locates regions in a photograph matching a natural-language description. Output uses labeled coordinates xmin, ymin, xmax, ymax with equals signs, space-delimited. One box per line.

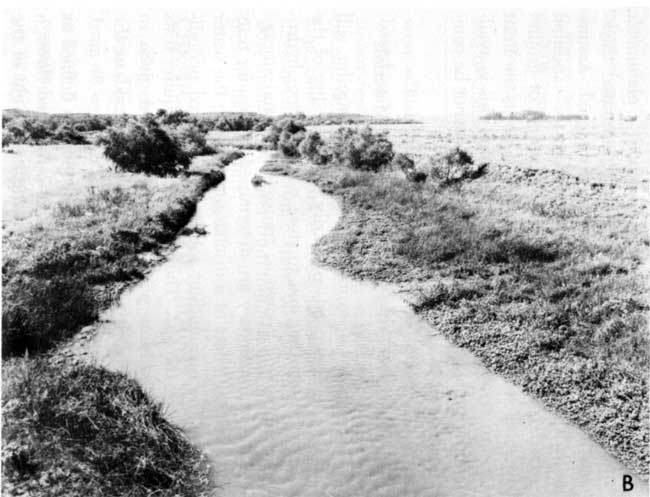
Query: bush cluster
xmin=329 ymin=126 xmax=394 ymax=172
xmin=299 ymin=131 xmax=330 ymax=164
xmin=264 ymin=119 xmax=306 ymax=156
xmin=213 ymin=114 xmax=272 ymax=131
xmin=98 ymin=117 xmax=191 ymax=176
xmin=168 ymin=123 xmax=214 ymax=157
xmin=429 ymin=147 xmax=486 ymax=186
xmin=265 ymin=120 xmax=395 ymax=172
xmin=2 ymin=117 xmax=88 ymax=146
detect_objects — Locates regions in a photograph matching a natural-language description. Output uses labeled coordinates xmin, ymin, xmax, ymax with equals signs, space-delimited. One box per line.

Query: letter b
xmin=623 ymin=474 xmax=634 ymax=491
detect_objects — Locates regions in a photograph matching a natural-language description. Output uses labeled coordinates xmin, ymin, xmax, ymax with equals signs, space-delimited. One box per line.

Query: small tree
xmin=99 ymin=117 xmax=190 ymax=176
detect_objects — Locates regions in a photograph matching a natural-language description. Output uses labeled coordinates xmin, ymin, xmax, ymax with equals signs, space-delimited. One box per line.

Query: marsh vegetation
xmin=261 ymin=119 xmax=649 ymax=475
xmin=2 ymin=110 xmax=245 ymax=496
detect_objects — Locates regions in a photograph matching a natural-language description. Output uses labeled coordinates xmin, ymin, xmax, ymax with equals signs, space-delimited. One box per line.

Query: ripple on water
xmin=87 ymin=152 xmax=647 ymax=497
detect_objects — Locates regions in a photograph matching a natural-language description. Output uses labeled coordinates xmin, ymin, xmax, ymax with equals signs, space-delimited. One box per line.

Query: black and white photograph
xmin=1 ymin=5 xmax=649 ymax=496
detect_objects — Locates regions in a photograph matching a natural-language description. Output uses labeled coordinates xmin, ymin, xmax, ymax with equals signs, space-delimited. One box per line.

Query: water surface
xmin=87 ymin=152 xmax=646 ymax=497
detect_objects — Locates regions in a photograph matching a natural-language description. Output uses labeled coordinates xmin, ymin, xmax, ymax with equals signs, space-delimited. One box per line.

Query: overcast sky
xmin=2 ymin=8 xmax=648 ymax=117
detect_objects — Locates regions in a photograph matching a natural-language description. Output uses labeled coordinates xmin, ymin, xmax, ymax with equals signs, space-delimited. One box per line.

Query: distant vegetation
xmin=2 ymin=109 xmax=420 ymax=147
xmin=275 ymin=112 xmax=421 ymax=126
xmin=3 ymin=108 xmax=220 ymax=174
xmin=480 ymin=110 xmax=589 ymax=121
xmin=2 ymin=111 xmax=91 ymax=146
xmin=265 ymin=118 xmax=484 ymax=186
xmin=265 ymin=121 xmax=398 ymax=172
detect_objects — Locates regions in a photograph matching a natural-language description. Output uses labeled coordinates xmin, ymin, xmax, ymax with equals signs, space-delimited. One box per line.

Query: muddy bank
xmin=261 ymin=155 xmax=649 ymax=478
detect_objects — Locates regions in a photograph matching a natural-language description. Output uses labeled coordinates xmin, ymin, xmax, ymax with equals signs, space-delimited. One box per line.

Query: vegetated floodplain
xmin=2 ymin=144 xmax=232 ymax=356
xmin=2 ymin=134 xmax=240 ymax=495
xmin=260 ymin=118 xmax=650 ymax=477
xmin=310 ymin=118 xmax=650 ymax=186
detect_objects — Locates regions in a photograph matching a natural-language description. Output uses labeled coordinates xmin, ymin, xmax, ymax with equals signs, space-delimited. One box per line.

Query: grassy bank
xmin=2 ymin=358 xmax=214 ymax=496
xmin=262 ymin=155 xmax=649 ymax=476
xmin=2 ymin=145 xmax=243 ymax=495
xmin=2 ymin=146 xmax=242 ymax=356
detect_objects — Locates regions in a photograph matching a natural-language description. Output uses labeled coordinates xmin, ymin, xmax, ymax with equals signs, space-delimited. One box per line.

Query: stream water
xmin=86 ymin=152 xmax=646 ymax=497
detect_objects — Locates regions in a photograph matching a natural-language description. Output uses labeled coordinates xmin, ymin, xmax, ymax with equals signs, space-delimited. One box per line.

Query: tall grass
xmin=2 ymin=358 xmax=213 ymax=496
xmin=2 ymin=145 xmax=240 ymax=496
xmin=2 ymin=149 xmax=234 ymax=358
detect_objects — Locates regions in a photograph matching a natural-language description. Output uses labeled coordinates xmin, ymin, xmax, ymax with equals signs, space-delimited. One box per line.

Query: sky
xmin=2 ymin=8 xmax=649 ymax=118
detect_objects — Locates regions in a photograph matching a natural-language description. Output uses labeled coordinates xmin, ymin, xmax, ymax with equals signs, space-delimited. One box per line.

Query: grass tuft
xmin=2 ymin=358 xmax=213 ymax=497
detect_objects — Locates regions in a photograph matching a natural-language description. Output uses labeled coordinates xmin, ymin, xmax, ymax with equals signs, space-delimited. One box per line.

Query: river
xmin=86 ymin=151 xmax=646 ymax=497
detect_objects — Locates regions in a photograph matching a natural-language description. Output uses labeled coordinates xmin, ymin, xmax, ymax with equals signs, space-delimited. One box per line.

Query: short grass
xmin=262 ymin=153 xmax=649 ymax=476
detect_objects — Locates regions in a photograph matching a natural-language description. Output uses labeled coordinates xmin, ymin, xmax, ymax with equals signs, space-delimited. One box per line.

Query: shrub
xmin=393 ymin=153 xmax=415 ymax=172
xmin=252 ymin=118 xmax=273 ymax=131
xmin=2 ymin=275 xmax=97 ymax=357
xmin=4 ymin=119 xmax=30 ymax=144
xmin=218 ymin=149 xmax=245 ymax=166
xmin=52 ymin=123 xmax=87 ymax=144
xmin=406 ymin=170 xmax=427 ymax=183
xmin=251 ymin=175 xmax=267 ymax=187
xmin=27 ymin=120 xmax=50 ymax=142
xmin=263 ymin=119 xmax=306 ymax=151
xmin=330 ymin=126 xmax=394 ymax=172
xmin=429 ymin=147 xmax=486 ymax=186
xmin=169 ymin=123 xmax=212 ymax=156
xmin=393 ymin=153 xmax=425 ymax=182
xmin=99 ymin=118 xmax=190 ymax=176
xmin=2 ymin=129 xmax=13 ymax=147
xmin=157 ymin=109 xmax=191 ymax=126
xmin=299 ymin=131 xmax=330 ymax=164
xmin=278 ymin=129 xmax=305 ymax=157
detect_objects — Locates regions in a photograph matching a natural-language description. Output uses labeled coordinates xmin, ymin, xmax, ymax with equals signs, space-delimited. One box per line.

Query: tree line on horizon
xmin=2 ymin=108 xmax=420 ymax=147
